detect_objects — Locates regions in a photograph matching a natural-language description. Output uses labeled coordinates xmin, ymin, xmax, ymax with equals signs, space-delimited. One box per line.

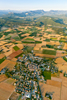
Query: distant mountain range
xmin=1 ymin=10 xmax=67 ymax=17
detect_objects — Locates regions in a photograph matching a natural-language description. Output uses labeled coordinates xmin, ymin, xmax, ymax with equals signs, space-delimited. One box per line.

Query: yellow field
xmin=55 ymin=57 xmax=66 ymax=64
xmin=0 ymin=75 xmax=7 ymax=82
xmin=16 ymin=44 xmax=24 ymax=49
xmin=4 ymin=78 xmax=15 ymax=85
xmin=0 ymin=82 xmax=15 ymax=100
xmin=46 ymin=80 xmax=61 ymax=88
xmin=0 ymin=60 xmax=10 ymax=71
xmin=0 ymin=54 xmax=5 ymax=59
xmin=55 ymin=57 xmax=67 ymax=72
xmin=0 ymin=60 xmax=16 ymax=71
xmin=34 ymin=53 xmax=55 ymax=58
xmin=63 ymin=43 xmax=67 ymax=50
xmin=39 ymin=82 xmax=61 ymax=100
xmin=61 ymin=86 xmax=67 ymax=100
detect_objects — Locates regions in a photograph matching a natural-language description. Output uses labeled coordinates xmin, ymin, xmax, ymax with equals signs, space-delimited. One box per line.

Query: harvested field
xmin=61 ymin=86 xmax=67 ymax=100
xmin=0 ymin=35 xmax=5 ymax=40
xmin=21 ymin=33 xmax=29 ymax=37
xmin=39 ymin=82 xmax=61 ymax=100
xmin=51 ymin=77 xmax=62 ymax=82
xmin=0 ymin=60 xmax=10 ymax=71
xmin=34 ymin=37 xmax=41 ymax=41
xmin=7 ymin=50 xmax=23 ymax=60
xmin=34 ymin=53 xmax=55 ymax=58
xmin=11 ymin=58 xmax=17 ymax=62
xmin=0 ymin=41 xmax=7 ymax=45
xmin=23 ymin=43 xmax=35 ymax=47
xmin=0 ymin=82 xmax=15 ymax=100
xmin=34 ymin=47 xmax=40 ymax=50
xmin=16 ymin=41 xmax=22 ymax=44
xmin=0 ymin=59 xmax=16 ymax=71
xmin=12 ymin=48 xmax=16 ymax=53
xmin=56 ymin=50 xmax=67 ymax=57
xmin=4 ymin=50 xmax=12 ymax=57
xmin=0 ymin=74 xmax=7 ymax=82
xmin=46 ymin=41 xmax=60 ymax=46
xmin=34 ymin=41 xmax=46 ymax=51
xmin=4 ymin=78 xmax=15 ymax=85
xmin=61 ymin=76 xmax=67 ymax=87
xmin=46 ymin=80 xmax=61 ymax=88
xmin=6 ymin=61 xmax=16 ymax=71
xmin=34 ymin=44 xmax=42 ymax=49
xmin=5 ymin=28 xmax=12 ymax=32
xmin=55 ymin=58 xmax=67 ymax=72
xmin=55 ymin=57 xmax=66 ymax=64
xmin=41 ymin=47 xmax=54 ymax=51
xmin=56 ymin=63 xmax=67 ymax=72
xmin=63 ymin=43 xmax=67 ymax=50
xmin=0 ymin=54 xmax=5 ymax=59
xmin=16 ymin=44 xmax=24 ymax=49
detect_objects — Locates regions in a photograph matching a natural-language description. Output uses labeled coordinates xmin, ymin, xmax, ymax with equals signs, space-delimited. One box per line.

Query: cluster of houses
xmin=10 ymin=53 xmax=44 ymax=99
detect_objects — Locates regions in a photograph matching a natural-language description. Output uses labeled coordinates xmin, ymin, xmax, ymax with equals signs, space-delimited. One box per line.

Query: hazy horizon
xmin=0 ymin=0 xmax=67 ymax=11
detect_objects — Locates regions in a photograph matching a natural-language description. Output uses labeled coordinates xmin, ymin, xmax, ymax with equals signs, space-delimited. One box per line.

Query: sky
xmin=0 ymin=0 xmax=67 ymax=11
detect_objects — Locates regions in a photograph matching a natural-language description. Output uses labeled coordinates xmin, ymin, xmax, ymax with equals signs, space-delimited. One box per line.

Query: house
xmin=25 ymin=92 xmax=31 ymax=98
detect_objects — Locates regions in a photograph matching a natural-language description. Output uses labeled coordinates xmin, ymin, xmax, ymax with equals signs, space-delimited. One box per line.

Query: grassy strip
xmin=22 ymin=41 xmax=42 ymax=44
xmin=45 ymin=39 xmax=50 ymax=42
xmin=42 ymin=71 xmax=51 ymax=80
xmin=46 ymin=44 xmax=54 ymax=48
xmin=13 ymin=46 xmax=20 ymax=51
xmin=25 ymin=38 xmax=35 ymax=41
xmin=42 ymin=49 xmax=56 ymax=55
xmin=0 ymin=57 xmax=6 ymax=64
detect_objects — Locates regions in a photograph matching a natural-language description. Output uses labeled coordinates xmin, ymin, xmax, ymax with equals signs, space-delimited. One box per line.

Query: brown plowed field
xmin=7 ymin=50 xmax=23 ymax=60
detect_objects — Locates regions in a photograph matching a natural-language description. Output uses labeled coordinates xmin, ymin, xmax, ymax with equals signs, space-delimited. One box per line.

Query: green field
xmin=42 ymin=71 xmax=51 ymax=80
xmin=0 ymin=57 xmax=6 ymax=64
xmin=13 ymin=46 xmax=20 ymax=51
xmin=22 ymin=41 xmax=42 ymax=44
xmin=50 ymin=37 xmax=57 ymax=40
xmin=25 ymin=38 xmax=35 ymax=41
xmin=42 ymin=49 xmax=56 ymax=55
xmin=63 ymin=56 xmax=67 ymax=62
